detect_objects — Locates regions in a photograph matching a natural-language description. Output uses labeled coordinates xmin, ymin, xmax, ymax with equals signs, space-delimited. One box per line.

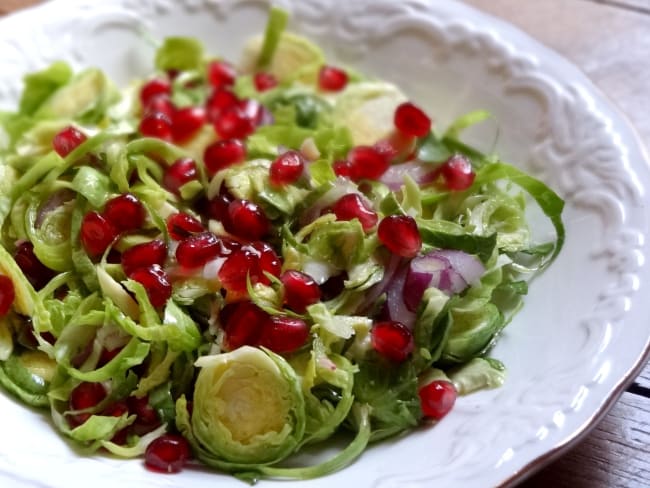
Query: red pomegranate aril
xmin=371 ymin=320 xmax=414 ymax=363
xmin=377 ymin=215 xmax=422 ymax=258
xmin=319 ymin=272 xmax=347 ymax=301
xmin=163 ymin=157 xmax=198 ymax=195
xmin=176 ymin=232 xmax=221 ymax=268
xmin=239 ymin=98 xmax=272 ymax=127
xmin=0 ymin=276 xmax=15 ymax=317
xmin=81 ymin=211 xmax=119 ymax=257
xmin=166 ymin=212 xmax=204 ymax=240
xmin=127 ymin=395 xmax=160 ymax=426
xmin=439 ymin=155 xmax=475 ymax=191
xmin=69 ymin=382 xmax=107 ymax=426
xmin=254 ymin=72 xmax=278 ymax=91
xmin=203 ymin=138 xmax=246 ymax=175
xmin=53 ymin=126 xmax=87 ymax=157
xmin=249 ymin=241 xmax=282 ymax=284
xmin=144 ymin=95 xmax=175 ymax=118
xmin=208 ymin=60 xmax=236 ymax=89
xmin=221 ymin=301 xmax=268 ymax=350
xmin=348 ymin=146 xmax=390 ymax=181
xmin=139 ymin=112 xmax=173 ymax=140
xmin=103 ymin=400 xmax=129 ymax=417
xmin=121 ymin=239 xmax=168 ymax=277
xmin=226 ymin=200 xmax=270 ymax=241
xmin=145 ymin=434 xmax=191 ymax=474
xmin=98 ymin=346 xmax=123 ymax=367
xmin=270 ymin=150 xmax=305 ymax=186
xmin=331 ymin=193 xmax=378 ymax=231
xmin=205 ymin=89 xmax=239 ymax=122
xmin=394 ymin=102 xmax=432 ymax=138
xmin=218 ymin=248 xmax=258 ymax=294
xmin=332 ymin=160 xmax=352 ymax=178
xmin=214 ymin=105 xmax=256 ymax=139
xmin=204 ymin=193 xmax=232 ymax=223
xmin=419 ymin=380 xmax=457 ymax=420
xmin=129 ymin=264 xmax=172 ymax=308
xmin=140 ymin=78 xmax=171 ymax=107
xmin=172 ymin=106 xmax=206 ymax=143
xmin=258 ymin=316 xmax=310 ymax=354
xmin=318 ymin=65 xmax=348 ymax=92
xmin=13 ymin=241 xmax=55 ymax=290
xmin=104 ymin=193 xmax=146 ymax=232
xmin=280 ymin=270 xmax=320 ymax=313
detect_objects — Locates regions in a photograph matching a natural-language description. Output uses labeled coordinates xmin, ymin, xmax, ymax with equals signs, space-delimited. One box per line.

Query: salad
xmin=0 ymin=7 xmax=564 ymax=481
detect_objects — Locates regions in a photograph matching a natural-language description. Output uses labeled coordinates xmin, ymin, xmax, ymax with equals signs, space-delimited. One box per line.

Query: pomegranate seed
xmin=81 ymin=211 xmax=119 ymax=257
xmin=226 ymin=200 xmax=269 ymax=241
xmin=104 ymin=193 xmax=146 ymax=232
xmin=127 ymin=395 xmax=160 ymax=426
xmin=205 ymin=89 xmax=239 ymax=122
xmin=13 ymin=242 xmax=55 ymax=289
xmin=172 ymin=106 xmax=206 ymax=143
xmin=103 ymin=400 xmax=129 ymax=417
xmin=166 ymin=213 xmax=204 ymax=240
xmin=121 ymin=239 xmax=168 ymax=277
xmin=280 ymin=270 xmax=320 ymax=313
xmin=145 ymin=434 xmax=191 ymax=474
xmin=53 ymin=126 xmax=87 ymax=157
xmin=419 ymin=380 xmax=457 ymax=420
xmin=203 ymin=139 xmax=246 ymax=175
xmin=218 ymin=248 xmax=259 ymax=294
xmin=140 ymin=78 xmax=171 ymax=107
xmin=332 ymin=160 xmax=352 ymax=178
xmin=144 ymin=95 xmax=175 ymax=118
xmin=348 ymin=146 xmax=390 ymax=181
xmin=0 ymin=276 xmax=15 ymax=316
xmin=270 ymin=150 xmax=305 ymax=186
xmin=374 ymin=132 xmax=416 ymax=163
xmin=139 ymin=111 xmax=173 ymax=140
xmin=439 ymin=155 xmax=475 ymax=191
xmin=176 ymin=232 xmax=221 ymax=268
xmin=163 ymin=158 xmax=198 ymax=195
xmin=319 ymin=272 xmax=347 ymax=301
xmin=203 ymin=193 xmax=232 ymax=223
xmin=221 ymin=301 xmax=268 ymax=350
xmin=129 ymin=265 xmax=172 ymax=308
xmin=254 ymin=72 xmax=278 ymax=91
xmin=249 ymin=241 xmax=282 ymax=284
xmin=98 ymin=346 xmax=123 ymax=367
xmin=377 ymin=215 xmax=422 ymax=258
xmin=208 ymin=60 xmax=236 ymax=89
xmin=371 ymin=320 xmax=414 ymax=362
xmin=394 ymin=102 xmax=432 ymax=138
xmin=331 ymin=194 xmax=378 ymax=231
xmin=214 ymin=105 xmax=256 ymax=139
xmin=258 ymin=316 xmax=309 ymax=354
xmin=69 ymin=382 xmax=107 ymax=426
xmin=318 ymin=65 xmax=348 ymax=91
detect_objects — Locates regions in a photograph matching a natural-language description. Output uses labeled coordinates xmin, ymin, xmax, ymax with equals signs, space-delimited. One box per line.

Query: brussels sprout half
xmin=191 ymin=346 xmax=306 ymax=465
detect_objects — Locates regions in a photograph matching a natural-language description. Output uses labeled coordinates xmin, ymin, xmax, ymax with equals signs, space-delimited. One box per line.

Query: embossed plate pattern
xmin=1 ymin=1 xmax=649 ymax=487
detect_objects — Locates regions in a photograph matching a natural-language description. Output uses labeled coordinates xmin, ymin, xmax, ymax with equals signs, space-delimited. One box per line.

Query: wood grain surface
xmin=2 ymin=1 xmax=650 ymax=487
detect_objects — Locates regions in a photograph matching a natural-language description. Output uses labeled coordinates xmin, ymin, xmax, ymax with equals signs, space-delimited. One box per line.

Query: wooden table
xmin=2 ymin=1 xmax=650 ymax=486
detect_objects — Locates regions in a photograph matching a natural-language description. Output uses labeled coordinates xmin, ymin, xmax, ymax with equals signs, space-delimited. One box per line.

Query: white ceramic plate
xmin=1 ymin=1 xmax=649 ymax=487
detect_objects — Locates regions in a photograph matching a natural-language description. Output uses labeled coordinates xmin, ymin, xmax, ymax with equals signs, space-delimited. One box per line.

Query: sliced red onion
xmin=356 ymin=253 xmax=402 ymax=314
xmin=379 ymin=160 xmax=438 ymax=191
xmin=403 ymin=250 xmax=485 ymax=311
xmin=432 ymin=249 xmax=485 ymax=286
xmin=385 ymin=261 xmax=416 ymax=329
